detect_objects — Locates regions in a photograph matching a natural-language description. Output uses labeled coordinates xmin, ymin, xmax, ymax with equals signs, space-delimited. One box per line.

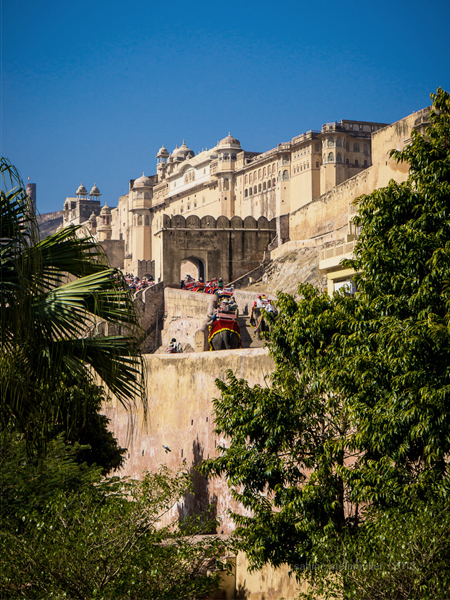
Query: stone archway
xmin=180 ymin=256 xmax=206 ymax=281
xmin=180 ymin=256 xmax=205 ymax=282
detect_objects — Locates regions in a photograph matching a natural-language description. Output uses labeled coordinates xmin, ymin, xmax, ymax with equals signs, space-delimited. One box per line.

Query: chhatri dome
xmin=89 ymin=184 xmax=101 ymax=197
xmin=172 ymin=140 xmax=194 ymax=160
xmin=133 ymin=173 xmax=152 ymax=188
xmin=76 ymin=183 xmax=88 ymax=196
xmin=156 ymin=144 xmax=170 ymax=159
xmin=217 ymin=133 xmax=241 ymax=149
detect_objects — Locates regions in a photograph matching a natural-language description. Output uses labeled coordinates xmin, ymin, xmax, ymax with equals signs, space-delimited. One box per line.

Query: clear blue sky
xmin=2 ymin=0 xmax=449 ymax=215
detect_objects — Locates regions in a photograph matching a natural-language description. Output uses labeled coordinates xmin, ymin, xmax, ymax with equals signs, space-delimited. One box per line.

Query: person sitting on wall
xmin=196 ymin=277 xmax=205 ymax=291
xmin=167 ymin=338 xmax=182 ymax=354
xmin=218 ymin=278 xmax=224 ymax=289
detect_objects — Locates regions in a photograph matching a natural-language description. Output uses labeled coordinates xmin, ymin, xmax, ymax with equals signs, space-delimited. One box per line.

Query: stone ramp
xmin=238 ymin=314 xmax=265 ymax=349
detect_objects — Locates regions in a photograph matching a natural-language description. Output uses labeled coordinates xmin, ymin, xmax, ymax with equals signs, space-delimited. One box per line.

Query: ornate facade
xmin=64 ymin=111 xmax=435 ymax=285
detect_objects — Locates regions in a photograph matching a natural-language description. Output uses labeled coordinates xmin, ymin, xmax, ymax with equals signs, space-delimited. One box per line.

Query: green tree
xmin=0 ymin=436 xmax=228 ymax=599
xmin=202 ymin=88 xmax=450 ymax=599
xmin=0 ymin=157 xmax=144 ymax=453
xmin=336 ymin=87 xmax=450 ymax=504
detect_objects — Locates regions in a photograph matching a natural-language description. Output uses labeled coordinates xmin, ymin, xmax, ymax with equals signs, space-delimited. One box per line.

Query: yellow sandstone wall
xmin=288 ymin=108 xmax=429 ymax=244
xmin=105 ymin=347 xmax=275 ymax=534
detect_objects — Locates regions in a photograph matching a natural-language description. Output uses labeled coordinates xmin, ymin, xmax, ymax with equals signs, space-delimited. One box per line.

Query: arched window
xmin=263 ymin=167 xmax=266 ymax=177
xmin=316 ymin=161 xmax=319 ymax=168
xmin=272 ymin=178 xmax=276 ymax=187
xmin=282 ymin=155 xmax=289 ymax=165
xmin=254 ymin=186 xmax=257 ymax=194
xmin=364 ymin=159 xmax=368 ymax=167
xmin=258 ymin=169 xmax=261 ymax=179
xmin=336 ymin=153 xmax=342 ymax=163
xmin=263 ymin=181 xmax=266 ymax=190
xmin=138 ymin=215 xmax=142 ymax=226
xmin=184 ymin=174 xmax=188 ymax=183
xmin=268 ymin=180 xmax=271 ymax=189
xmin=363 ymin=144 xmax=368 ymax=153
xmin=328 ymin=152 xmax=334 ymax=162
xmin=323 ymin=153 xmax=327 ymax=163
xmin=245 ymin=189 xmax=248 ymax=198
xmin=223 ymin=179 xmax=229 ymax=190
xmin=353 ymin=143 xmax=359 ymax=152
xmin=180 ymin=206 xmax=183 ymax=213
xmin=249 ymin=188 xmax=252 ymax=196
xmin=336 ymin=137 xmax=342 ymax=147
xmin=245 ymin=174 xmax=248 ymax=184
xmin=282 ymin=170 xmax=289 ymax=181
xmin=355 ymin=159 xmax=359 ymax=166
xmin=258 ymin=183 xmax=262 ymax=192
xmin=328 ymin=137 xmax=334 ymax=147
xmin=145 ymin=215 xmax=150 ymax=226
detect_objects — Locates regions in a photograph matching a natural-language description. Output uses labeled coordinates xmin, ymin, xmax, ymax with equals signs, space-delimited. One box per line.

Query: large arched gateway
xmin=155 ymin=215 xmax=277 ymax=286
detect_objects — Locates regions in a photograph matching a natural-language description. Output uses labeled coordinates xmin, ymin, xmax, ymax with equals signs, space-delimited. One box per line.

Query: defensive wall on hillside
xmin=104 ymin=347 xmax=275 ymax=534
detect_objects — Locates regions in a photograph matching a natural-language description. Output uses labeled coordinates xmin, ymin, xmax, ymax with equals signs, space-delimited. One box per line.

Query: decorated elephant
xmin=209 ymin=328 xmax=241 ymax=350
xmin=252 ymin=304 xmax=278 ymax=340
xmin=208 ymin=315 xmax=242 ymax=350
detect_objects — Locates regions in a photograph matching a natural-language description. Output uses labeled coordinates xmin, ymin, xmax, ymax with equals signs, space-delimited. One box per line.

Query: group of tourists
xmin=208 ymin=295 xmax=239 ymax=324
xmin=123 ymin=274 xmax=156 ymax=292
xmin=180 ymin=274 xmax=235 ymax=296
xmin=250 ymin=294 xmax=277 ymax=327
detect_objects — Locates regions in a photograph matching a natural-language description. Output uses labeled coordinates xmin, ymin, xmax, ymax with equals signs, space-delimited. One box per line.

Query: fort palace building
xmin=62 ymin=106 xmax=430 ymax=291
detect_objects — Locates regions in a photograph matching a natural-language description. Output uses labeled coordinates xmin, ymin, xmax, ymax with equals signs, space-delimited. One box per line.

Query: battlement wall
xmin=162 ymin=214 xmax=276 ymax=230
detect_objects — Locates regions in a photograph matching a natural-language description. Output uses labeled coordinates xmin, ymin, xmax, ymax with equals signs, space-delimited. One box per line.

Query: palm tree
xmin=0 ymin=157 xmax=145 ymax=449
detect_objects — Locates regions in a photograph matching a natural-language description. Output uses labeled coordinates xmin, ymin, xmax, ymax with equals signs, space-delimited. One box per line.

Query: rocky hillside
xmin=242 ymin=246 xmax=328 ymax=298
xmin=38 ymin=210 xmax=63 ymax=238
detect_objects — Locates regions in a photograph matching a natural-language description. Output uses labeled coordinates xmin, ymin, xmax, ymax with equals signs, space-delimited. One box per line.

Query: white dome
xmin=217 ymin=133 xmax=241 ymax=149
xmin=89 ymin=184 xmax=101 ymax=196
xmin=157 ymin=144 xmax=170 ymax=158
xmin=133 ymin=172 xmax=152 ymax=187
xmin=76 ymin=183 xmax=88 ymax=195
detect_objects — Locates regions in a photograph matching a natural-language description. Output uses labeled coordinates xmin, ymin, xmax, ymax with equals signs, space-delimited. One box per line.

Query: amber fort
xmin=59 ymin=105 xmax=429 ymax=293
xmin=52 ymin=104 xmax=431 ymax=599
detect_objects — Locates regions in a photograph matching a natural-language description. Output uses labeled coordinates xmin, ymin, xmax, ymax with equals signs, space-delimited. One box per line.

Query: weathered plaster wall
xmin=100 ymin=238 xmax=125 ymax=269
xmin=234 ymin=552 xmax=306 ymax=600
xmin=161 ymin=287 xmax=214 ymax=348
xmin=134 ymin=283 xmax=165 ymax=353
xmin=105 ymin=347 xmax=275 ymax=534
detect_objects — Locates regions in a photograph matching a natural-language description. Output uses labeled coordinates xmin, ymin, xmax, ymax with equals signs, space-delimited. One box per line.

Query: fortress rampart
xmin=104 ymin=347 xmax=275 ymax=534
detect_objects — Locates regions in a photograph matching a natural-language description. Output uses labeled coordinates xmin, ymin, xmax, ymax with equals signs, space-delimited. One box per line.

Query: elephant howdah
xmin=208 ymin=316 xmax=241 ymax=350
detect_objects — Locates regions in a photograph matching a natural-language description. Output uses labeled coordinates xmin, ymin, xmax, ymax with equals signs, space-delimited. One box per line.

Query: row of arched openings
xmin=244 ymin=177 xmax=277 ymax=197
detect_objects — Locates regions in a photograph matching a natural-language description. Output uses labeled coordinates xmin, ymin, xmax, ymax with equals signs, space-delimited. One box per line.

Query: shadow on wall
xmin=178 ymin=437 xmax=218 ymax=534
xmin=236 ymin=582 xmax=251 ymax=599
